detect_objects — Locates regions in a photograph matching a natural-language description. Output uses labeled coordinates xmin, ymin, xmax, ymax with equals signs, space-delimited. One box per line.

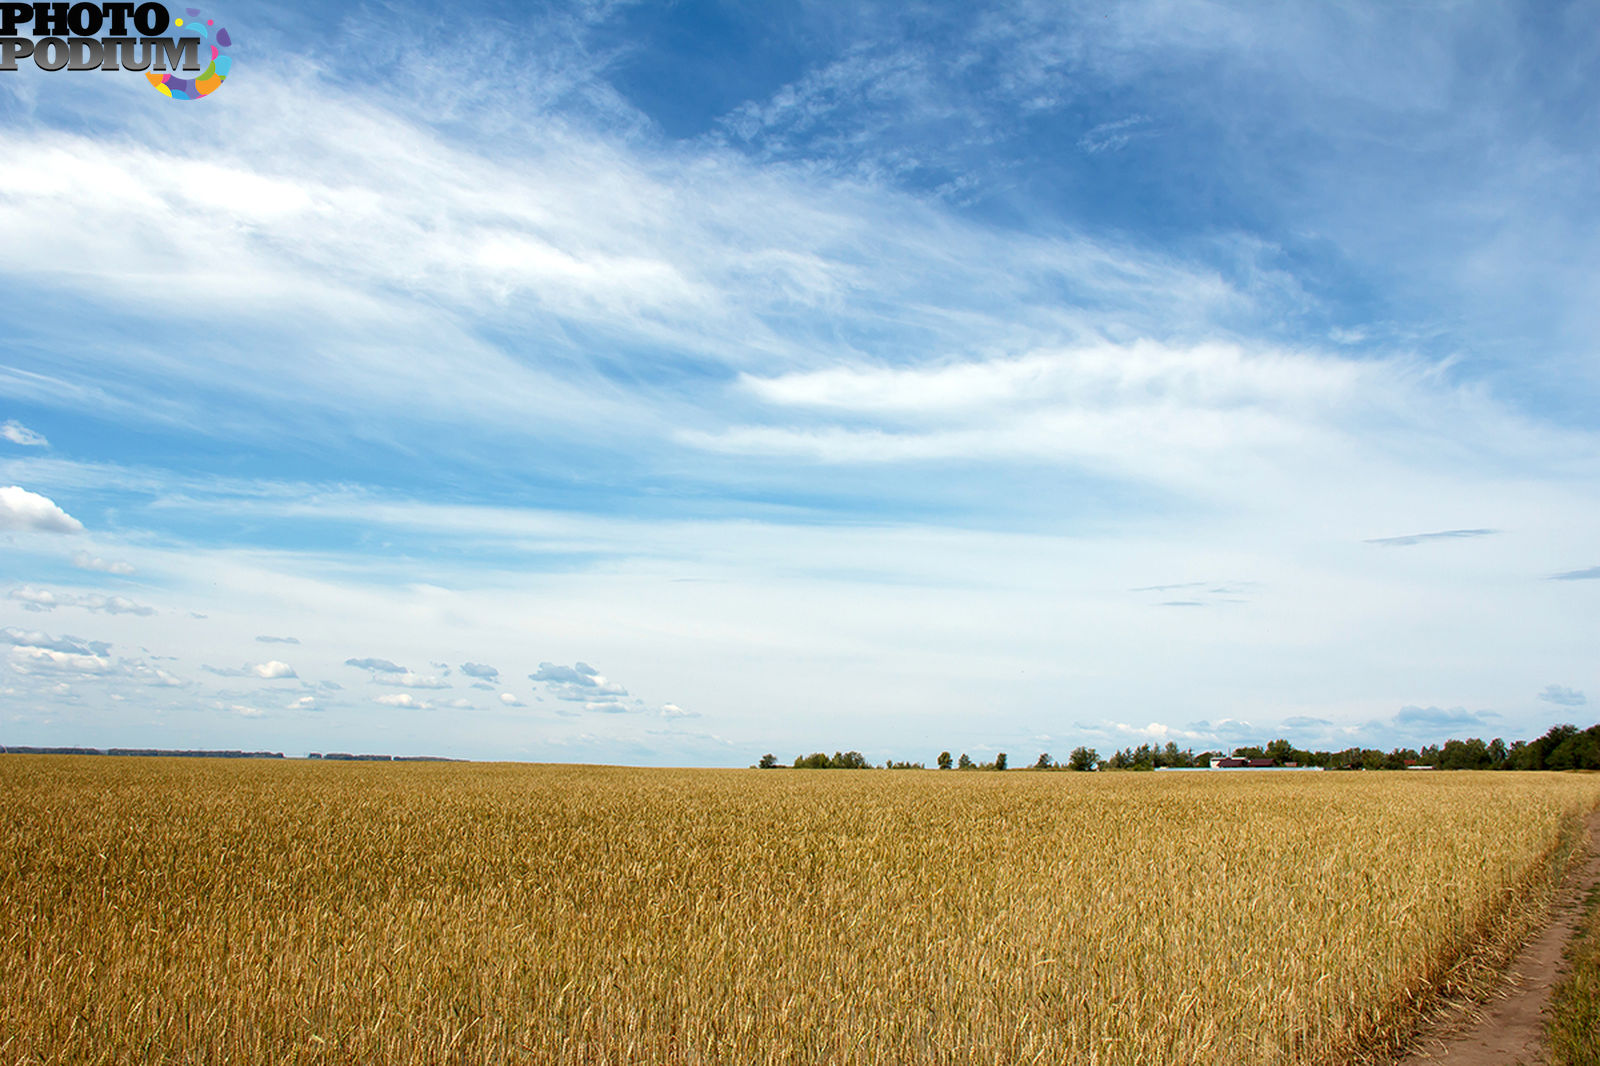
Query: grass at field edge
xmin=1548 ymin=874 xmax=1600 ymax=1066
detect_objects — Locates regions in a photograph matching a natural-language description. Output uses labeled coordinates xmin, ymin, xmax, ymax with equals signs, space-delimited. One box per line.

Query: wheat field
xmin=1 ymin=758 xmax=1596 ymax=1065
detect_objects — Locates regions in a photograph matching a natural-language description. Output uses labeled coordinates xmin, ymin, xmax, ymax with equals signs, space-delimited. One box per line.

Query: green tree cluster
xmin=757 ymin=724 xmax=1600 ymax=773
xmin=791 ymin=751 xmax=871 ymax=769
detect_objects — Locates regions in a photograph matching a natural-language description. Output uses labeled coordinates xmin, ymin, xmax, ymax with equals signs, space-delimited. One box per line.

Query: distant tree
xmin=794 ymin=752 xmax=830 ymax=769
xmin=958 ymin=753 xmax=974 ymax=770
xmin=1439 ymin=738 xmax=1492 ymax=770
xmin=829 ymin=750 xmax=870 ymax=769
xmin=1157 ymin=742 xmax=1196 ymax=769
xmin=995 ymin=753 xmax=1008 ymax=771
xmin=1521 ymin=725 xmax=1582 ymax=770
xmin=937 ymin=751 xmax=953 ymax=770
xmin=1548 ymin=726 xmax=1600 ymax=771
xmin=758 ymin=753 xmax=778 ymax=769
xmin=1034 ymin=752 xmax=1053 ymax=770
xmin=1383 ymin=748 xmax=1419 ymax=770
xmin=1067 ymin=746 xmax=1098 ymax=772
xmin=1265 ymin=739 xmax=1295 ymax=765
xmin=1488 ymin=738 xmax=1508 ymax=766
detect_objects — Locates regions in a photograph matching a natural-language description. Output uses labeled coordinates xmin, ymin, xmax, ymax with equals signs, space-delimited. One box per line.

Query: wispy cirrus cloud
xmin=7 ymin=586 xmax=154 ymax=615
xmin=1365 ymin=529 xmax=1498 ymax=548
xmin=1 ymin=421 xmax=48 ymax=447
xmin=1551 ymin=566 xmax=1600 ymax=581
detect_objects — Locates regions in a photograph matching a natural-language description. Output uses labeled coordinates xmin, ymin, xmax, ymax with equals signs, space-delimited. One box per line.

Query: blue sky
xmin=1 ymin=0 xmax=1597 ymax=763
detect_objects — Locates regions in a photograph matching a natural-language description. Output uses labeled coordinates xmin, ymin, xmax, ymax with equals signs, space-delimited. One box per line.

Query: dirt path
xmin=1395 ymin=808 xmax=1600 ymax=1066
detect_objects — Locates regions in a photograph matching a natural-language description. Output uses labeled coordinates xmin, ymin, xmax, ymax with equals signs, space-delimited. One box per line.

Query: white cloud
xmin=7 ymin=587 xmax=58 ymax=610
xmin=373 ymin=693 xmax=431 ymax=709
xmin=71 ymin=551 xmax=136 ymax=575
xmin=204 ymin=661 xmax=298 ymax=679
xmin=1 ymin=421 xmax=48 ymax=446
xmin=229 ymin=704 xmax=264 ymax=718
xmin=7 ymin=587 xmax=155 ymax=616
xmin=0 ymin=486 xmax=82 ymax=533
xmin=132 ymin=664 xmax=189 ymax=688
xmin=498 ymin=692 xmax=525 ymax=707
xmin=0 ymin=626 xmax=110 ymax=656
xmin=88 ymin=594 xmax=152 ymax=616
xmin=290 ymin=695 xmax=317 ymax=710
xmin=701 ymin=341 xmax=1402 ymax=480
xmin=8 ymin=645 xmax=117 ymax=676
xmin=372 ymin=671 xmax=450 ymax=689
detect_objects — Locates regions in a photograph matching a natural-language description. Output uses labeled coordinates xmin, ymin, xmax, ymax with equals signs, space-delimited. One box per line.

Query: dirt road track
xmin=1395 ymin=808 xmax=1600 ymax=1065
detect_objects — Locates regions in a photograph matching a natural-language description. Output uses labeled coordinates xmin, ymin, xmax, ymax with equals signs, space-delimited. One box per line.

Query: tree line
xmin=757 ymin=723 xmax=1600 ymax=772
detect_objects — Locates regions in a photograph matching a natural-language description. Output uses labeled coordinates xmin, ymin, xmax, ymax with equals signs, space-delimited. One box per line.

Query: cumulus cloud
xmin=1 ymin=421 xmax=47 ymax=446
xmin=1365 ymin=529 xmax=1497 ymax=547
xmin=290 ymin=695 xmax=317 ymax=710
xmin=498 ymin=692 xmax=525 ymax=707
xmin=0 ymin=487 xmax=82 ymax=533
xmin=256 ymin=635 xmax=300 ymax=644
xmin=0 ymin=627 xmax=110 ymax=657
xmin=228 ymin=704 xmax=264 ymax=718
xmin=460 ymin=662 xmax=499 ymax=681
xmin=373 ymin=692 xmax=431 ymax=709
xmin=529 ymin=661 xmax=628 ymax=701
xmin=87 ymin=594 xmax=153 ymax=615
xmin=1538 ymin=685 xmax=1586 ymax=707
xmin=7 ymin=587 xmax=57 ymax=610
xmin=660 ymin=703 xmax=698 ymax=718
xmin=529 ymin=661 xmax=600 ymax=684
xmin=372 ymin=671 xmax=450 ymax=690
xmin=3 ymin=630 xmax=185 ymax=688
xmin=345 ymin=657 xmax=406 ymax=673
xmin=8 ymin=644 xmax=117 ymax=675
xmin=203 ymin=660 xmax=298 ymax=679
xmin=71 ymin=552 xmax=135 ymax=575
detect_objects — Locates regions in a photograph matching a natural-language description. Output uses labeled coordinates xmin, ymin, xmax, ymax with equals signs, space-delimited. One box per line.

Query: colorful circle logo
xmin=147 ymin=7 xmax=231 ymax=101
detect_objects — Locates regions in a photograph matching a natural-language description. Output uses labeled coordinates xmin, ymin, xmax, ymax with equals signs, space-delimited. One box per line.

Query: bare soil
xmin=1394 ymin=808 xmax=1600 ymax=1066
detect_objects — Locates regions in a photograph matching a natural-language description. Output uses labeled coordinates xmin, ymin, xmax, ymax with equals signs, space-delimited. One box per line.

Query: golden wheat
xmin=1 ymin=758 xmax=1595 ymax=1065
